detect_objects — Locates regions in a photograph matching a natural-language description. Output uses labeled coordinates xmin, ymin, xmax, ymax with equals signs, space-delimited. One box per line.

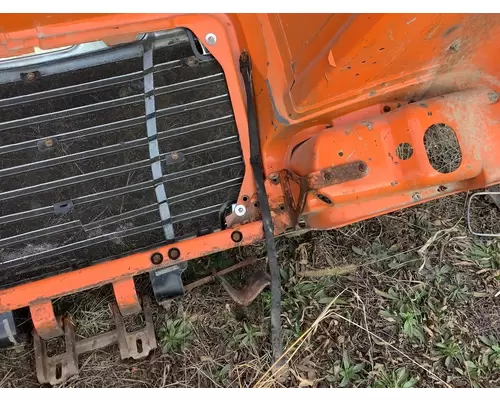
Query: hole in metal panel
xmin=395 ymin=142 xmax=414 ymax=160
xmin=315 ymin=192 xmax=332 ymax=205
xmin=424 ymin=123 xmax=461 ymax=173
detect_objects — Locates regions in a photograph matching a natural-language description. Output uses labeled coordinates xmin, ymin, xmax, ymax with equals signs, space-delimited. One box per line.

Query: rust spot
xmin=369 ymin=91 xmax=377 ymax=97
xmin=419 ymin=103 xmax=428 ymax=108
xmin=306 ymin=161 xmax=368 ymax=190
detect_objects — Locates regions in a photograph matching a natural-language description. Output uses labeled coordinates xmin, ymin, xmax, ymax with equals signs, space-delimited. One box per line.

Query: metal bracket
xmin=34 ymin=296 xmax=157 ymax=385
xmin=0 ymin=311 xmax=18 ymax=348
xmin=149 ymin=263 xmax=187 ymax=305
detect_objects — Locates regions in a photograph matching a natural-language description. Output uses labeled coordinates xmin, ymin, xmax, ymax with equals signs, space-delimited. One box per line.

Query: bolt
xmin=171 ymin=152 xmax=179 ymax=161
xmin=358 ymin=163 xmax=367 ymax=172
xmin=26 ymin=71 xmax=36 ymax=81
xmin=412 ymin=192 xmax=421 ymax=201
xmin=383 ymin=105 xmax=391 ymax=113
xmin=186 ymin=56 xmax=199 ymax=67
xmin=231 ymin=231 xmax=243 ymax=243
xmin=270 ymin=174 xmax=280 ymax=185
xmin=324 ymin=171 xmax=333 ymax=181
xmin=168 ymin=248 xmax=180 ymax=260
xmin=151 ymin=252 xmax=163 ymax=265
xmin=44 ymin=138 xmax=54 ymax=148
xmin=488 ymin=91 xmax=499 ymax=104
xmin=234 ymin=204 xmax=246 ymax=217
xmin=205 ymin=33 xmax=217 ymax=46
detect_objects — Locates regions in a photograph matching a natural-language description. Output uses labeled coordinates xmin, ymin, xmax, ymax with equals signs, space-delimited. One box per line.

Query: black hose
xmin=239 ymin=52 xmax=283 ymax=364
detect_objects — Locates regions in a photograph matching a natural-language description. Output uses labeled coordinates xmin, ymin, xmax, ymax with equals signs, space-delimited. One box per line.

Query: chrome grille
xmin=0 ymin=30 xmax=245 ymax=288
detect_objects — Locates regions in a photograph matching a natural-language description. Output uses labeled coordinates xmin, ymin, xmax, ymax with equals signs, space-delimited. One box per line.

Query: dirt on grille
xmin=1 ymin=192 xmax=500 ymax=388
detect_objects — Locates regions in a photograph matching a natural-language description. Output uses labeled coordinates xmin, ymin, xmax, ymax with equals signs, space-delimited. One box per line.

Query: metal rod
xmin=0 ymin=221 xmax=82 ymax=247
xmin=184 ymin=257 xmax=259 ymax=291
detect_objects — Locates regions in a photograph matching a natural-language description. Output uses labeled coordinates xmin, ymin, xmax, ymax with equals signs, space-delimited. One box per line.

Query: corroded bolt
xmin=412 ymin=192 xmax=422 ymax=201
xmin=488 ymin=91 xmax=499 ymax=104
xmin=231 ymin=231 xmax=243 ymax=243
xmin=168 ymin=248 xmax=180 ymax=260
xmin=151 ymin=252 xmax=163 ymax=265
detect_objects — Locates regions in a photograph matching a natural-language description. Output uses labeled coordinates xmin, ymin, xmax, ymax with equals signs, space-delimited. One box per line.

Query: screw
xmin=231 ymin=231 xmax=243 ymax=243
xmin=168 ymin=248 xmax=180 ymax=260
xmin=412 ymin=192 xmax=421 ymax=201
xmin=205 ymin=33 xmax=217 ymax=46
xmin=488 ymin=91 xmax=499 ymax=104
xmin=151 ymin=252 xmax=163 ymax=265
xmin=234 ymin=204 xmax=246 ymax=217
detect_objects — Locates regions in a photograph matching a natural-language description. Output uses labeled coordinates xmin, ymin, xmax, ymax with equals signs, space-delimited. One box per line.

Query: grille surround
xmin=0 ymin=30 xmax=245 ymax=289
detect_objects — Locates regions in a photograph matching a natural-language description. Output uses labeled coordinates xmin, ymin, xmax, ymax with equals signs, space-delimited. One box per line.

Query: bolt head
xmin=234 ymin=204 xmax=246 ymax=217
xmin=205 ymin=33 xmax=217 ymax=46
xmin=412 ymin=192 xmax=422 ymax=201
xmin=488 ymin=91 xmax=499 ymax=104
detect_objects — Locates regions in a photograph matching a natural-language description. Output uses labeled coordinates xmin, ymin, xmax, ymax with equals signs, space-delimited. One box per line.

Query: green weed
xmin=232 ymin=322 xmax=265 ymax=349
xmin=373 ymin=367 xmax=419 ymax=388
xmin=159 ymin=318 xmax=193 ymax=352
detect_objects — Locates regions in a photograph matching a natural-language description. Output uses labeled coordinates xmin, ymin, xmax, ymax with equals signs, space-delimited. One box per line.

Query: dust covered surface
xmin=2 ymin=193 xmax=500 ymax=388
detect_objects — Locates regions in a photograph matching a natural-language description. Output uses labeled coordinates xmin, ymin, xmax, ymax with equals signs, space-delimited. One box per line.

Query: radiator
xmin=0 ymin=30 xmax=245 ymax=289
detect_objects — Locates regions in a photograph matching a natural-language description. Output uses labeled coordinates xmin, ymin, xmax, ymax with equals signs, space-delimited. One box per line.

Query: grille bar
xmin=1 ymin=203 xmax=224 ymax=271
xmin=0 ymin=71 xmax=143 ymax=108
xmin=0 ymin=166 xmax=243 ymax=225
xmin=0 ymin=114 xmax=234 ymax=156
xmin=0 ymin=221 xmax=83 ymax=247
xmin=0 ymin=137 xmax=239 ymax=201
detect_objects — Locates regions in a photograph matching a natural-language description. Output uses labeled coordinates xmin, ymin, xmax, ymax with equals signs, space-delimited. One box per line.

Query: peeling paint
xmin=362 ymin=121 xmax=373 ymax=131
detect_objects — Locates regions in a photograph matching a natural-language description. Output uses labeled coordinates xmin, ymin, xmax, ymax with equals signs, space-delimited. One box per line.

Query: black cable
xmin=185 ymin=29 xmax=214 ymax=62
xmin=239 ymin=51 xmax=283 ymax=364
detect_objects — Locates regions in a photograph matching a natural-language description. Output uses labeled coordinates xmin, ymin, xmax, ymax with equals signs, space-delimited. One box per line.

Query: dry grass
xmin=2 ymin=192 xmax=500 ymax=387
